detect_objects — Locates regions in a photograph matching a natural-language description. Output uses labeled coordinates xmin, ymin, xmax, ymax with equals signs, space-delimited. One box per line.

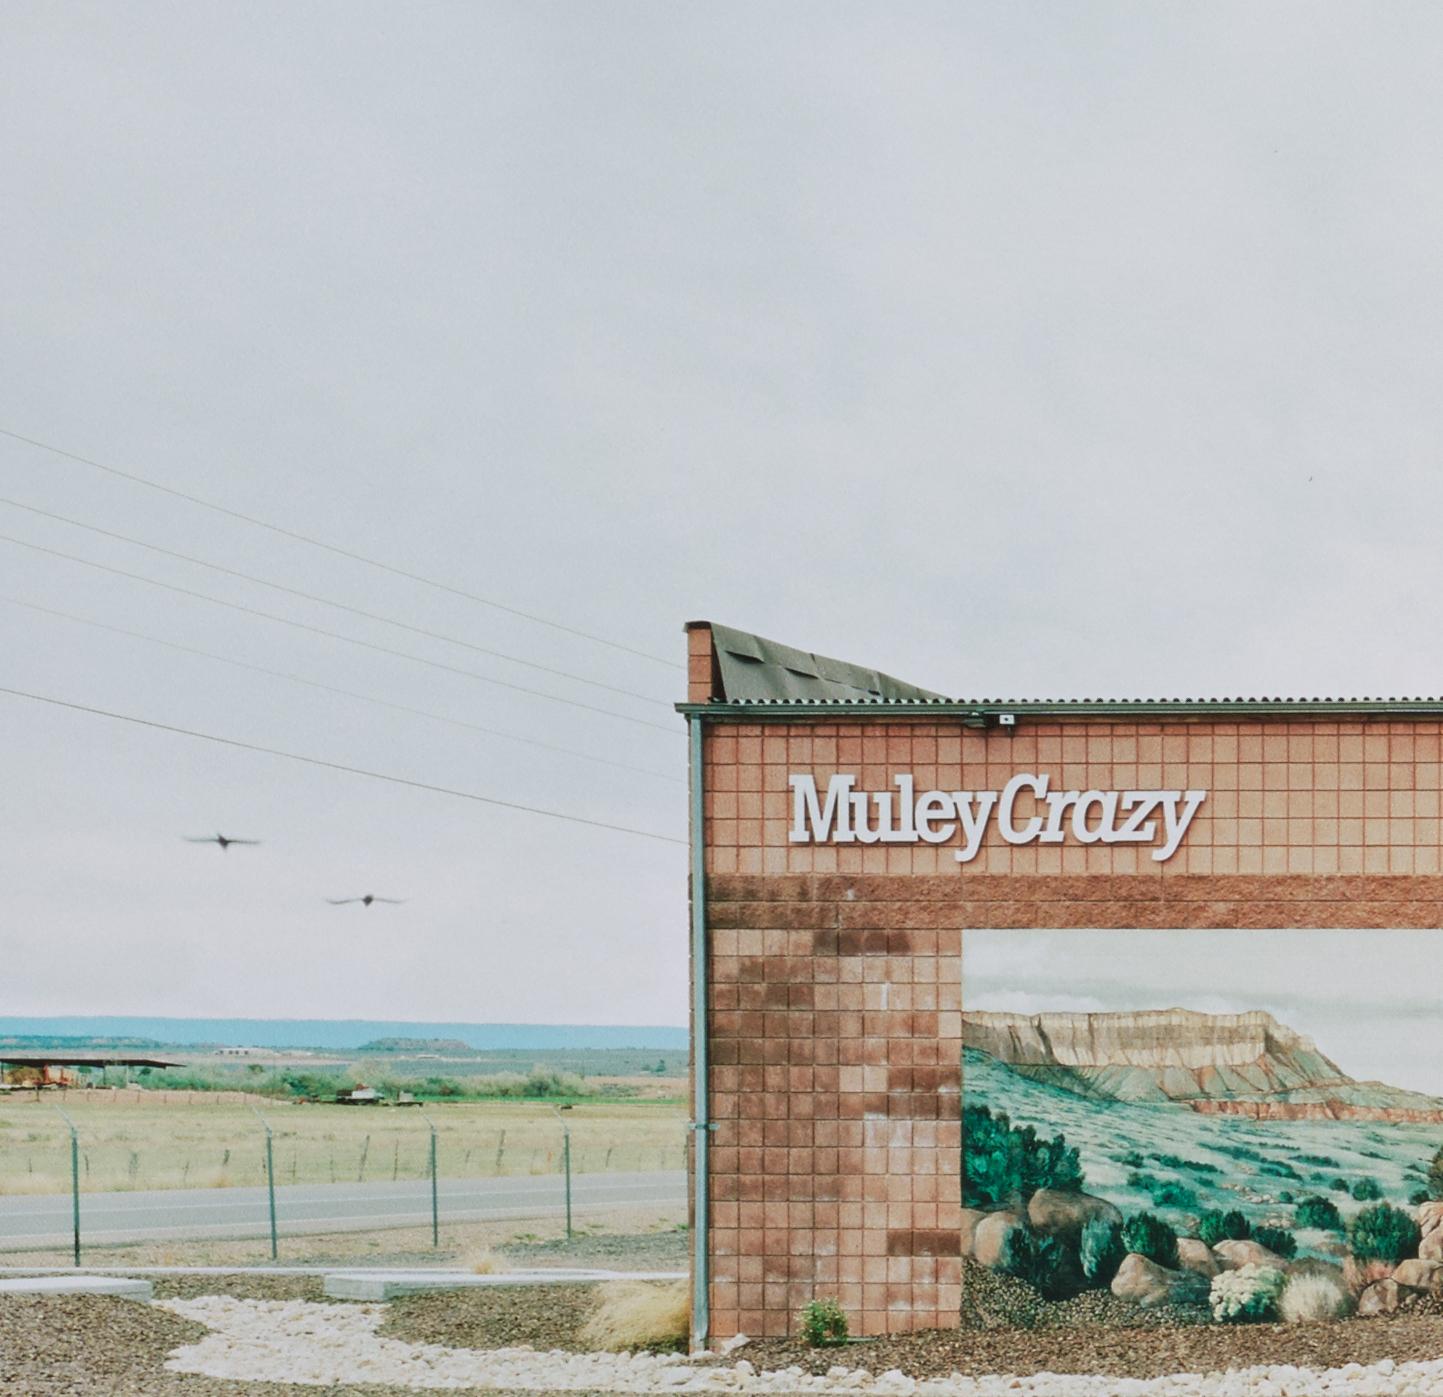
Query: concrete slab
xmin=0 ymin=1275 xmax=153 ymax=1300
xmin=324 ymin=1268 xmax=684 ymax=1301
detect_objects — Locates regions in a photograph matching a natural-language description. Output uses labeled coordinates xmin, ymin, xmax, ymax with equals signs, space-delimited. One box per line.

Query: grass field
xmin=0 ymin=1090 xmax=688 ymax=1195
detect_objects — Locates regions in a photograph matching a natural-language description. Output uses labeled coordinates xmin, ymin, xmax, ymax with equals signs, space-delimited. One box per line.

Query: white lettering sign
xmin=787 ymin=773 xmax=1206 ymax=863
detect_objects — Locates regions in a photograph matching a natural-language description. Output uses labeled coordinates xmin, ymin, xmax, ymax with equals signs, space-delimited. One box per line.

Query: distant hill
xmin=359 ymin=1037 xmax=474 ymax=1053
xmin=0 ymin=1017 xmax=688 ymax=1052
xmin=963 ymin=1008 xmax=1443 ymax=1121
xmin=0 ymin=1032 xmax=166 ymax=1051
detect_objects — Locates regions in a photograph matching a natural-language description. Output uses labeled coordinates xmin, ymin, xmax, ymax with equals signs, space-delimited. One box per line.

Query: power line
xmin=0 ymin=685 xmax=687 ymax=846
xmin=0 ymin=496 xmax=671 ymax=709
xmin=0 ymin=425 xmax=681 ymax=670
xmin=2 ymin=596 xmax=684 ymax=786
xmin=0 ymin=533 xmax=681 ymax=736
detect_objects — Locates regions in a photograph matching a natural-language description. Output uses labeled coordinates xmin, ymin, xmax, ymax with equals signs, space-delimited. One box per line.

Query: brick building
xmin=679 ymin=620 xmax=1443 ymax=1346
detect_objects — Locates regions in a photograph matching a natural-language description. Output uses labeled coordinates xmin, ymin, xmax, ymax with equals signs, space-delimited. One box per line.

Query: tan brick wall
xmin=695 ymin=716 xmax=1443 ymax=1339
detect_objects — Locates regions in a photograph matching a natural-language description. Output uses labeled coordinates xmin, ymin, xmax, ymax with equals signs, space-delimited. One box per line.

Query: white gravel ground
xmin=160 ymin=1297 xmax=1443 ymax=1395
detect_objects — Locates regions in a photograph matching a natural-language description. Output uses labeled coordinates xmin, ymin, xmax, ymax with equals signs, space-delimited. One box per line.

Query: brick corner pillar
xmin=685 ymin=620 xmax=717 ymax=704
xmin=706 ymin=878 xmax=963 ymax=1340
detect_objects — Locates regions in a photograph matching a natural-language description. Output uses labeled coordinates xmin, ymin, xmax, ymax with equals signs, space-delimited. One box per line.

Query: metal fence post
xmin=550 ymin=1104 xmax=573 ymax=1240
xmin=53 ymin=1106 xmax=80 ymax=1266
xmin=420 ymin=1110 xmax=439 ymax=1249
xmin=248 ymin=1104 xmax=278 ymax=1261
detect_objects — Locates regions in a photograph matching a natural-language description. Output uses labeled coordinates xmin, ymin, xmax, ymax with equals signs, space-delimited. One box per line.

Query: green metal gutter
xmin=677 ymin=698 xmax=1443 ymax=722
xmin=687 ymin=713 xmax=711 ymax=1352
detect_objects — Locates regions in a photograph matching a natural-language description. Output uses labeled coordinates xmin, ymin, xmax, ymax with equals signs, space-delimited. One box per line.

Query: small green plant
xmin=1330 ymin=1177 xmax=1351 ymax=1194
xmin=1295 ymin=1196 xmax=1343 ymax=1232
xmin=1121 ymin=1212 xmax=1179 ymax=1270
xmin=1252 ymin=1225 xmax=1297 ymax=1260
xmin=799 ymin=1298 xmax=848 ymax=1347
xmin=1210 ymin=1264 xmax=1286 ymax=1323
xmin=1198 ymin=1210 xmax=1251 ymax=1247
xmin=1412 ymin=1188 xmax=1431 ymax=1207
xmin=1279 ymin=1191 xmax=1295 ymax=1204
xmin=1349 ymin=1203 xmax=1421 ymax=1263
xmin=1080 ymin=1216 xmax=1127 ymax=1287
xmin=1351 ymin=1177 xmax=1383 ymax=1202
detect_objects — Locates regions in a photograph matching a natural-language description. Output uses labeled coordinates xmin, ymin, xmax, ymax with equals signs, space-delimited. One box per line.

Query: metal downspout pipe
xmin=688 ymin=712 xmax=711 ymax=1352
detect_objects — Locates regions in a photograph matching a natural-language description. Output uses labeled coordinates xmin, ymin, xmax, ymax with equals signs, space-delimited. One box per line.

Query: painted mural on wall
xmin=960 ymin=929 xmax=1443 ymax=1326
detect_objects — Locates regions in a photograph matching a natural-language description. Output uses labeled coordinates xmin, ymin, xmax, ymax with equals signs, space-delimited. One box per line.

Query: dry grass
xmin=580 ymin=1279 xmax=690 ymax=1352
xmin=465 ymin=1245 xmax=510 ymax=1275
xmin=1281 ymin=1270 xmax=1356 ymax=1323
xmin=0 ymin=1095 xmax=686 ymax=1195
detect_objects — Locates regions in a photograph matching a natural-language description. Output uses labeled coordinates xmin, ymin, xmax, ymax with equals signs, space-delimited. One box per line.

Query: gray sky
xmin=966 ymin=929 xmax=1443 ymax=1097
xmin=4 ymin=4 xmax=1443 ymax=1026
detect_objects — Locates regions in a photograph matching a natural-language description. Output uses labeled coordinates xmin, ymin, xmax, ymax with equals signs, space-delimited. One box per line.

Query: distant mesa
xmin=962 ymin=1007 xmax=1443 ymax=1123
xmin=359 ymin=1038 xmax=473 ymax=1054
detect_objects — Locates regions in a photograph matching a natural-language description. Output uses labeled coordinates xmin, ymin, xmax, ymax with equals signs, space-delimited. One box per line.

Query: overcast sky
xmin=5 ymin=4 xmax=1443 ymax=1028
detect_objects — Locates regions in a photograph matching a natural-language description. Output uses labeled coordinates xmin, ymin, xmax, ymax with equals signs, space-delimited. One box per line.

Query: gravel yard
xmin=383 ymin=1282 xmax=607 ymax=1351
xmin=9 ymin=1255 xmax=1443 ymax=1395
xmin=151 ymin=1274 xmax=327 ymax=1303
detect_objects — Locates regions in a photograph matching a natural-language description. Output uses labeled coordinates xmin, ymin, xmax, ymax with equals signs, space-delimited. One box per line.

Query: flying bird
xmin=185 ymin=833 xmax=261 ymax=851
xmin=326 ymin=894 xmax=406 ymax=907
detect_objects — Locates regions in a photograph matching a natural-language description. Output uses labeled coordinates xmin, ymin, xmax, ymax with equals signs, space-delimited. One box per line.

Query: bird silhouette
xmin=184 ymin=833 xmax=261 ymax=851
xmin=326 ymin=894 xmax=405 ymax=907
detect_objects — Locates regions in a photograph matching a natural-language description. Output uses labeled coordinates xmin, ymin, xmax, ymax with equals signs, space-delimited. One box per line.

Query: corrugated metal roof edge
xmin=676 ymin=697 xmax=1443 ymax=718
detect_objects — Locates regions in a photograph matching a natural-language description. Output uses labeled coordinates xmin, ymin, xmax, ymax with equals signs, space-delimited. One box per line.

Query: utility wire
xmin=0 ymin=426 xmax=681 ymax=669
xmin=0 ymin=533 xmax=680 ymax=736
xmin=0 ymin=685 xmax=687 ymax=846
xmin=0 ymin=496 xmax=670 ymax=708
xmin=2 ymin=597 xmax=684 ymax=785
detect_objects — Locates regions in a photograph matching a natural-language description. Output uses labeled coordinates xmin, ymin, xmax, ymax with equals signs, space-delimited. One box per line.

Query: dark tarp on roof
xmin=0 ymin=1056 xmax=179 ymax=1069
xmin=708 ymin=623 xmax=948 ymax=704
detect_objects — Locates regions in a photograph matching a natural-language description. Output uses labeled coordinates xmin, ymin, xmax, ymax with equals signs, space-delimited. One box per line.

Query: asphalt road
xmin=0 ymin=1169 xmax=687 ymax=1249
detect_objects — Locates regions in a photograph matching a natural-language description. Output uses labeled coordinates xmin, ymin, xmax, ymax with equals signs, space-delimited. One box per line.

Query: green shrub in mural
xmin=1348 ymin=1203 xmax=1421 ymax=1263
xmin=1428 ymin=1144 xmax=1443 ymax=1200
xmin=1210 ymin=1264 xmax=1286 ymax=1323
xmin=997 ymin=1225 xmax=1075 ymax=1300
xmin=1351 ymin=1177 xmax=1384 ymax=1201
xmin=1121 ymin=1211 xmax=1180 ymax=1270
xmin=1294 ymin=1196 xmax=1343 ymax=1232
xmin=1079 ymin=1216 xmax=1127 ymax=1286
xmin=962 ymin=1103 xmax=1083 ymax=1209
xmin=1251 ymin=1225 xmax=1298 ymax=1259
xmin=1198 ymin=1210 xmax=1251 ymax=1247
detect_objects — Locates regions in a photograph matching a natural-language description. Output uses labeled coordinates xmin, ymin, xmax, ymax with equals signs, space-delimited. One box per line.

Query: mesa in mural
xmin=960 ymin=929 xmax=1443 ymax=1325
